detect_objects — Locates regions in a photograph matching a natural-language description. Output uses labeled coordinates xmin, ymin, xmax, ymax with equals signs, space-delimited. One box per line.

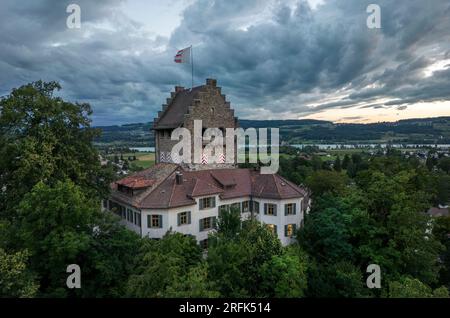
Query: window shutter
xmin=273 ymin=205 xmax=277 ymax=216
xmin=264 ymin=203 xmax=268 ymax=215
xmin=199 ymin=199 xmax=204 ymax=210
xmin=274 ymin=225 xmax=277 ymax=235
xmin=199 ymin=219 xmax=203 ymax=231
xmin=293 ymin=224 xmax=297 ymax=233
xmin=293 ymin=203 xmax=297 ymax=215
xmin=255 ymin=202 xmax=259 ymax=214
xmin=147 ymin=215 xmax=151 ymax=228
xmin=177 ymin=213 xmax=181 ymax=226
xmin=188 ymin=211 xmax=191 ymax=224
xmin=159 ymin=215 xmax=163 ymax=228
xmin=285 ymin=225 xmax=288 ymax=237
xmin=212 ymin=217 xmax=217 ymax=229
xmin=211 ymin=197 xmax=216 ymax=208
xmin=285 ymin=204 xmax=288 ymax=216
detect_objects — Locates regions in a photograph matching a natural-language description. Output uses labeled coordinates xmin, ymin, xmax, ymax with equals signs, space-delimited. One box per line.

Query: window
xmin=251 ymin=201 xmax=260 ymax=214
xmin=199 ymin=197 xmax=216 ymax=210
xmin=219 ymin=204 xmax=230 ymax=214
xmin=285 ymin=203 xmax=297 ymax=216
xmin=266 ymin=224 xmax=277 ymax=235
xmin=134 ymin=212 xmax=141 ymax=226
xmin=178 ymin=211 xmax=191 ymax=226
xmin=264 ymin=203 xmax=277 ymax=216
xmin=242 ymin=201 xmax=250 ymax=213
xmin=285 ymin=224 xmax=297 ymax=237
xmin=200 ymin=238 xmax=209 ymax=250
xmin=199 ymin=217 xmax=216 ymax=231
xmin=127 ymin=209 xmax=134 ymax=223
xmin=230 ymin=202 xmax=241 ymax=212
xmin=148 ymin=215 xmax=163 ymax=228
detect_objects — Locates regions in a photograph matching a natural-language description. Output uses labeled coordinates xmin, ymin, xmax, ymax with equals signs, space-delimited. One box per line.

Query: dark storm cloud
xmin=0 ymin=0 xmax=449 ymax=125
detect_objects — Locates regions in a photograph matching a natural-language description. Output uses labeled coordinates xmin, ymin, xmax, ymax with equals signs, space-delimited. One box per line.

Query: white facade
xmin=105 ymin=194 xmax=305 ymax=246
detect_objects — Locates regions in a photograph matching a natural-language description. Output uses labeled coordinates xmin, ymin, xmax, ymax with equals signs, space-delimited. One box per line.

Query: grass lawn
xmin=130 ymin=160 xmax=154 ymax=169
xmin=107 ymin=152 xmax=155 ymax=170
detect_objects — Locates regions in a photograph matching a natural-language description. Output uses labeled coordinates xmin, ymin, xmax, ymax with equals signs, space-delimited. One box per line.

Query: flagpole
xmin=191 ymin=45 xmax=194 ymax=89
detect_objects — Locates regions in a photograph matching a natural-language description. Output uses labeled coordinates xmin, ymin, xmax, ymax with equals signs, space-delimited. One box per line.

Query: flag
xmin=174 ymin=46 xmax=191 ymax=64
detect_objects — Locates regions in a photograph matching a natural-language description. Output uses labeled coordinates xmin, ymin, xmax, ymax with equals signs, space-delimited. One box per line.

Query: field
xmin=106 ymin=152 xmax=155 ymax=170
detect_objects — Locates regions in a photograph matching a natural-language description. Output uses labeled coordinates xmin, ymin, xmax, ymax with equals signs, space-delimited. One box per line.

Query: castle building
xmin=105 ymin=79 xmax=310 ymax=246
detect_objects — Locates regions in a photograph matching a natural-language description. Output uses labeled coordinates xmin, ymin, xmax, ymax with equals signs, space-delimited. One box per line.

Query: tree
xmin=433 ymin=216 xmax=450 ymax=289
xmin=0 ymin=81 xmax=112 ymax=222
xmin=0 ymin=248 xmax=38 ymax=298
xmin=16 ymin=180 xmax=97 ymax=296
xmin=75 ymin=213 xmax=143 ymax=297
xmin=305 ymin=170 xmax=347 ymax=197
xmin=388 ymin=277 xmax=449 ymax=298
xmin=216 ymin=207 xmax=242 ymax=239
xmin=342 ymin=154 xmax=351 ymax=170
xmin=260 ymin=253 xmax=308 ymax=297
xmin=307 ymin=261 xmax=369 ymax=298
xmin=126 ymin=232 xmax=203 ymax=297
xmin=299 ymin=195 xmax=356 ymax=263
xmin=207 ymin=219 xmax=283 ymax=297
xmin=438 ymin=157 xmax=450 ymax=174
xmin=436 ymin=175 xmax=450 ymax=205
xmin=334 ymin=156 xmax=342 ymax=172
xmin=162 ymin=263 xmax=220 ymax=298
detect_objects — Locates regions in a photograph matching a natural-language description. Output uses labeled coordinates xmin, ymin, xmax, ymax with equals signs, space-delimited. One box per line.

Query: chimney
xmin=206 ymin=78 xmax=217 ymax=87
xmin=175 ymin=86 xmax=185 ymax=93
xmin=175 ymin=171 xmax=183 ymax=185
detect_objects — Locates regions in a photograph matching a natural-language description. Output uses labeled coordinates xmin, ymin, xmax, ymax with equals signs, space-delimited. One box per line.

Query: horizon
xmin=1 ymin=0 xmax=450 ymax=126
xmin=95 ymin=114 xmax=450 ymax=127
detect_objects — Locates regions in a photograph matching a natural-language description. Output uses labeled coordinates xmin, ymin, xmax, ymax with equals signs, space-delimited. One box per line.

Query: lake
xmin=129 ymin=147 xmax=155 ymax=152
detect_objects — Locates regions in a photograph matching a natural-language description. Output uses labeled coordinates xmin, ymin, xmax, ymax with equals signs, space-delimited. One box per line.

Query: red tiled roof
xmin=428 ymin=207 xmax=449 ymax=217
xmin=110 ymin=164 xmax=308 ymax=209
xmin=116 ymin=176 xmax=155 ymax=189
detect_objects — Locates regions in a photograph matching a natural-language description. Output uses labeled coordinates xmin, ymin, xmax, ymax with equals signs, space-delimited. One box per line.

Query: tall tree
xmin=0 ymin=81 xmax=112 ymax=221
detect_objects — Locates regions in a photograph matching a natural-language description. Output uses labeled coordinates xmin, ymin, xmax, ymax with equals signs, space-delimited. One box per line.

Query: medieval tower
xmin=152 ymin=78 xmax=239 ymax=170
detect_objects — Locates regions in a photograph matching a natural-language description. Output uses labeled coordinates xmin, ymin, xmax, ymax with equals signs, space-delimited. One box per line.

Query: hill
xmin=94 ymin=116 xmax=450 ymax=147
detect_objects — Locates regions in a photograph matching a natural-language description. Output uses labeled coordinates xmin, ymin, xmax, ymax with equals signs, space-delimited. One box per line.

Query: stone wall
xmin=155 ymin=79 xmax=238 ymax=169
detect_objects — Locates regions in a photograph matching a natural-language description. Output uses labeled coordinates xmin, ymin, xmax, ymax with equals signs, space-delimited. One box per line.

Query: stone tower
xmin=152 ymin=78 xmax=238 ymax=170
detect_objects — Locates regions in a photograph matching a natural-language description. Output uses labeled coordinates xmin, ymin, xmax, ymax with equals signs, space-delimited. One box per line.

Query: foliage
xmin=0 ymin=248 xmax=38 ymax=298
xmin=126 ymin=232 xmax=204 ymax=298
xmin=388 ymin=277 xmax=449 ymax=298
xmin=0 ymin=81 xmax=113 ymax=222
xmin=260 ymin=251 xmax=308 ymax=297
xmin=305 ymin=170 xmax=348 ymax=196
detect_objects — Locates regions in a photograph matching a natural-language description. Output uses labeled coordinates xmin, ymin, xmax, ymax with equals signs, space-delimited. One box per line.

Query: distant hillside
xmin=94 ymin=116 xmax=450 ymax=147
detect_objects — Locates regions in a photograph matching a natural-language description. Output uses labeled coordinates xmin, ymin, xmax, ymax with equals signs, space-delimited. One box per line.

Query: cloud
xmin=0 ymin=0 xmax=449 ymax=125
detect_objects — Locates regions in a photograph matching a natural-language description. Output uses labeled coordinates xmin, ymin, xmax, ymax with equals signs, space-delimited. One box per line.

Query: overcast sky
xmin=1 ymin=0 xmax=449 ymax=125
